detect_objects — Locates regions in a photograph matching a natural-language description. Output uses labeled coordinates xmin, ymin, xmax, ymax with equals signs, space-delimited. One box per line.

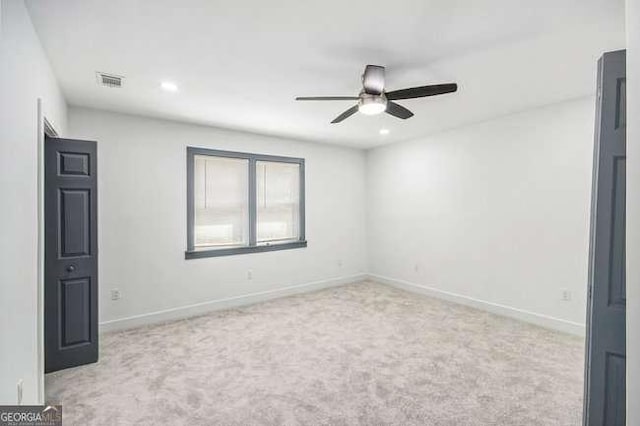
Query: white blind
xmin=256 ymin=161 xmax=300 ymax=243
xmin=194 ymin=155 xmax=249 ymax=247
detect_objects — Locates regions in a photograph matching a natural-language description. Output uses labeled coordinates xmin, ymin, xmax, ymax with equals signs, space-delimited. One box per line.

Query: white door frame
xmin=37 ymin=98 xmax=58 ymax=404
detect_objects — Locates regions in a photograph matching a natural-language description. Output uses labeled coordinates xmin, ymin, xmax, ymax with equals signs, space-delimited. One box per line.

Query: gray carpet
xmin=46 ymin=281 xmax=584 ymax=425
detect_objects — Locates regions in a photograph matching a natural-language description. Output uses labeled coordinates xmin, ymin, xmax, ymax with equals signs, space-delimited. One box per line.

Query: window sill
xmin=185 ymin=240 xmax=307 ymax=259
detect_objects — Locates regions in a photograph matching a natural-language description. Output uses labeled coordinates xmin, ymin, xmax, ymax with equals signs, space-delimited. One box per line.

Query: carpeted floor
xmin=46 ymin=281 xmax=584 ymax=425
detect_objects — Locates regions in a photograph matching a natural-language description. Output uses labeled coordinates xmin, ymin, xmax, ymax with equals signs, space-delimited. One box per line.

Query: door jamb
xmin=37 ymin=99 xmax=58 ymax=405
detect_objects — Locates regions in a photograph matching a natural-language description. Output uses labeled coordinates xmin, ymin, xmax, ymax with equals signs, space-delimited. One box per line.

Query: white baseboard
xmin=99 ymin=273 xmax=367 ymax=333
xmin=368 ymin=273 xmax=585 ymax=337
xmin=100 ymin=272 xmax=585 ymax=337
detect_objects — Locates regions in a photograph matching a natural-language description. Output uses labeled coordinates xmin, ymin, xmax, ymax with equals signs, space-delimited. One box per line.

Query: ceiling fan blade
xmin=296 ymin=96 xmax=359 ymax=101
xmin=386 ymin=101 xmax=414 ymax=120
xmin=362 ymin=65 xmax=385 ymax=95
xmin=331 ymin=105 xmax=359 ymax=123
xmin=386 ymin=83 xmax=457 ymax=100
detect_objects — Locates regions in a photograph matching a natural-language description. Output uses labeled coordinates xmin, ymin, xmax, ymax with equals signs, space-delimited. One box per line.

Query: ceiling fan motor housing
xmin=362 ymin=65 xmax=385 ymax=95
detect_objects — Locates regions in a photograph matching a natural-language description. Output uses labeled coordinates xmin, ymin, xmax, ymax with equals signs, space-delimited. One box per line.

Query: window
xmin=186 ymin=147 xmax=306 ymax=258
xmin=194 ymin=155 xmax=249 ymax=248
xmin=256 ymin=161 xmax=300 ymax=243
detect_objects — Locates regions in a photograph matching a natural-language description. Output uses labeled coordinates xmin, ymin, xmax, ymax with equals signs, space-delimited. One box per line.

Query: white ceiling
xmin=26 ymin=0 xmax=625 ymax=148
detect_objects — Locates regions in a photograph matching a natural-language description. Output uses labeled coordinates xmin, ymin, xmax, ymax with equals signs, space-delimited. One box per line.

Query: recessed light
xmin=379 ymin=128 xmax=390 ymax=135
xmin=161 ymin=81 xmax=178 ymax=92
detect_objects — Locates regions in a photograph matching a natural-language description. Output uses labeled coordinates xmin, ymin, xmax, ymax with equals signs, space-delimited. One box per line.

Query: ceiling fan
xmin=296 ymin=65 xmax=457 ymax=123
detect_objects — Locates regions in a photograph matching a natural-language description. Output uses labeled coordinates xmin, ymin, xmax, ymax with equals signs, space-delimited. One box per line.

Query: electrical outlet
xmin=561 ymin=288 xmax=572 ymax=302
xmin=17 ymin=379 xmax=23 ymax=405
xmin=247 ymin=270 xmax=253 ymax=280
xmin=110 ymin=289 xmax=121 ymax=301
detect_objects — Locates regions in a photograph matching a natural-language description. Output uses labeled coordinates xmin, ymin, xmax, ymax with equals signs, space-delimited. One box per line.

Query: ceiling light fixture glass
xmin=379 ymin=128 xmax=390 ymax=135
xmin=358 ymin=95 xmax=387 ymax=115
xmin=161 ymin=81 xmax=178 ymax=92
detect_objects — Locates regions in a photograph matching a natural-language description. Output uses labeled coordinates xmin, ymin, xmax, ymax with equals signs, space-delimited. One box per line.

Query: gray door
xmin=584 ymin=50 xmax=626 ymax=425
xmin=45 ymin=136 xmax=98 ymax=373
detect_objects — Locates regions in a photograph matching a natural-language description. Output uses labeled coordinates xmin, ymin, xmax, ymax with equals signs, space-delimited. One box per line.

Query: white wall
xmin=67 ymin=107 xmax=367 ymax=328
xmin=367 ymin=98 xmax=595 ymax=334
xmin=0 ymin=0 xmax=67 ymax=405
xmin=626 ymin=0 xmax=639 ymax=421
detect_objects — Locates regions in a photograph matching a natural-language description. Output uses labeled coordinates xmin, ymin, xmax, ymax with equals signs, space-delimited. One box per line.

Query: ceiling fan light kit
xmin=296 ymin=65 xmax=457 ymax=123
xmin=358 ymin=94 xmax=387 ymax=115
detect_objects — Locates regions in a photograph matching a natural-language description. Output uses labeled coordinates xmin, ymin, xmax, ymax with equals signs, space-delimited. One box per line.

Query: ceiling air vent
xmin=96 ymin=72 xmax=123 ymax=88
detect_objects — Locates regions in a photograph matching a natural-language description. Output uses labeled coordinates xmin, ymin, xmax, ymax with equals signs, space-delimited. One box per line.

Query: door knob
xmin=66 ymin=265 xmax=76 ymax=273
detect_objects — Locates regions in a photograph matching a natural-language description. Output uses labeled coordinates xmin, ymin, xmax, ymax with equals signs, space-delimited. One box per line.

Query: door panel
xmin=58 ymin=152 xmax=90 ymax=175
xmin=45 ymin=136 xmax=98 ymax=373
xmin=60 ymin=277 xmax=92 ymax=346
xmin=60 ymin=189 xmax=91 ymax=257
xmin=607 ymin=156 xmax=625 ymax=307
xmin=603 ymin=353 xmax=625 ymax=425
xmin=584 ymin=50 xmax=626 ymax=425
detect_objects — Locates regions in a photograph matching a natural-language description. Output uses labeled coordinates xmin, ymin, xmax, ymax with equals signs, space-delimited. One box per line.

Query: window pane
xmin=256 ymin=161 xmax=300 ymax=243
xmin=194 ymin=155 xmax=249 ymax=247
